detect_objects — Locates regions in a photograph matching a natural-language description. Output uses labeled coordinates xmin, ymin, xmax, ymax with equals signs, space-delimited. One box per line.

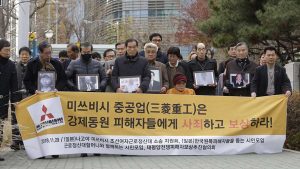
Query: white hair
xmin=144 ymin=42 xmax=158 ymax=52
xmin=197 ymin=43 xmax=206 ymax=49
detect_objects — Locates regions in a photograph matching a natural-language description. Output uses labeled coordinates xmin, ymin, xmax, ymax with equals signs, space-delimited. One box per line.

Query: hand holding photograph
xmin=193 ymin=70 xmax=215 ymax=86
xmin=77 ymin=74 xmax=99 ymax=91
xmin=230 ymin=73 xmax=250 ymax=88
xmin=119 ymin=76 xmax=141 ymax=93
xmin=37 ymin=71 xmax=56 ymax=92
xmin=148 ymin=68 xmax=162 ymax=93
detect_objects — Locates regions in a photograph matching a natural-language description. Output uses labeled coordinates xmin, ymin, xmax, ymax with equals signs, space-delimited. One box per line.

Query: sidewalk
xmin=1 ymin=149 xmax=300 ymax=169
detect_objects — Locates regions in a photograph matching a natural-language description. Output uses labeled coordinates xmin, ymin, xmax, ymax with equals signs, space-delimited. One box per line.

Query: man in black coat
xmin=251 ymin=46 xmax=292 ymax=97
xmin=188 ymin=43 xmax=218 ymax=95
xmin=112 ymin=39 xmax=151 ymax=93
xmin=0 ymin=39 xmax=21 ymax=160
xmin=23 ymin=42 xmax=67 ymax=95
xmin=224 ymin=42 xmax=257 ymax=96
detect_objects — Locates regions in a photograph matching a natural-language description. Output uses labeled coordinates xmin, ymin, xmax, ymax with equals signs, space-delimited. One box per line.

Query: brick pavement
xmin=0 ymin=149 xmax=300 ymax=169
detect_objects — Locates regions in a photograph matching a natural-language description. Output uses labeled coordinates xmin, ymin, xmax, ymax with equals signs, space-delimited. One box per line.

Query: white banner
xmin=24 ymin=133 xmax=285 ymax=159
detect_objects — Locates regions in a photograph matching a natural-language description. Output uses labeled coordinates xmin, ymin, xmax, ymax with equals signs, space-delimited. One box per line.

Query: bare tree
xmin=0 ymin=0 xmax=47 ymax=38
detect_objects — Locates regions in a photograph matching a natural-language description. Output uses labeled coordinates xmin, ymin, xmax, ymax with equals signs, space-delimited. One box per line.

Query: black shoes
xmin=81 ymin=153 xmax=88 ymax=157
xmin=10 ymin=143 xmax=21 ymax=151
xmin=37 ymin=155 xmax=59 ymax=159
xmin=0 ymin=157 xmax=4 ymax=161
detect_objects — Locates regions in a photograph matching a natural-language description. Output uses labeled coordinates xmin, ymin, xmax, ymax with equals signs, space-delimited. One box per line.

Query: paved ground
xmin=1 ymin=149 xmax=300 ymax=169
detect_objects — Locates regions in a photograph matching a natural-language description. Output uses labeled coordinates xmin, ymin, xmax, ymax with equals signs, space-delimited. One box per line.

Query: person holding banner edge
xmin=251 ymin=46 xmax=292 ymax=97
xmin=0 ymin=39 xmax=21 ymax=161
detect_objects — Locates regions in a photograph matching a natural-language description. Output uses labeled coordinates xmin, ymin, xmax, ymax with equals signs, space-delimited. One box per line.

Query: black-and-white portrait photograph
xmin=193 ymin=71 xmax=215 ymax=86
xmin=77 ymin=74 xmax=99 ymax=91
xmin=37 ymin=71 xmax=56 ymax=92
xmin=148 ymin=69 xmax=162 ymax=93
xmin=119 ymin=76 xmax=141 ymax=93
xmin=230 ymin=73 xmax=250 ymax=88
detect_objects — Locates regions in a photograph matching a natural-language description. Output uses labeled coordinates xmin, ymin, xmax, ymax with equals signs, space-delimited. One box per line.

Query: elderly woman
xmin=144 ymin=42 xmax=169 ymax=93
xmin=167 ymin=73 xmax=195 ymax=95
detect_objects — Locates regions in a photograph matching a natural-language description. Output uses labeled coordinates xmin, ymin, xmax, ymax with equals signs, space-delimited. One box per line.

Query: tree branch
xmin=30 ymin=0 xmax=48 ymax=18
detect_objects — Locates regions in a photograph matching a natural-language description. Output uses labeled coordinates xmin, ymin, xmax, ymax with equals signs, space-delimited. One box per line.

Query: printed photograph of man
xmin=78 ymin=75 xmax=99 ymax=91
xmin=148 ymin=69 xmax=161 ymax=92
xmin=38 ymin=72 xmax=56 ymax=92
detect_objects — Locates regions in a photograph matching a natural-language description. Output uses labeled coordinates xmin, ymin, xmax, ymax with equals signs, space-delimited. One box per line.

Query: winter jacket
xmin=111 ymin=53 xmax=151 ymax=92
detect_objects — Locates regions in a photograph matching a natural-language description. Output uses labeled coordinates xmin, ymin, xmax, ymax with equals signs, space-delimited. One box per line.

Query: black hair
xmin=91 ymin=52 xmax=101 ymax=59
xmin=192 ymin=45 xmax=197 ymax=51
xmin=149 ymin=33 xmax=162 ymax=41
xmin=38 ymin=41 xmax=51 ymax=53
xmin=227 ymin=43 xmax=237 ymax=51
xmin=125 ymin=38 xmax=138 ymax=47
xmin=115 ymin=42 xmax=125 ymax=49
xmin=206 ymin=48 xmax=214 ymax=59
xmin=58 ymin=50 xmax=68 ymax=58
xmin=263 ymin=46 xmax=278 ymax=55
xmin=67 ymin=43 xmax=79 ymax=53
xmin=80 ymin=42 xmax=93 ymax=52
xmin=235 ymin=42 xmax=248 ymax=49
xmin=19 ymin=46 xmax=32 ymax=56
xmin=103 ymin=49 xmax=116 ymax=58
xmin=0 ymin=39 xmax=10 ymax=51
xmin=167 ymin=46 xmax=181 ymax=58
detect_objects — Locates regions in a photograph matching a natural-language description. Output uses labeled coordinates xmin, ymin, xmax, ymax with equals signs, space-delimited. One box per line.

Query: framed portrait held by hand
xmin=37 ymin=71 xmax=56 ymax=92
xmin=119 ymin=76 xmax=141 ymax=93
xmin=77 ymin=74 xmax=99 ymax=91
xmin=148 ymin=68 xmax=162 ymax=93
xmin=229 ymin=73 xmax=250 ymax=88
xmin=193 ymin=70 xmax=215 ymax=86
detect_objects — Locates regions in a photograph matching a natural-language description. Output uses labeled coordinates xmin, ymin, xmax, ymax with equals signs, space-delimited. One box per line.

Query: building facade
xmin=84 ymin=0 xmax=183 ymax=49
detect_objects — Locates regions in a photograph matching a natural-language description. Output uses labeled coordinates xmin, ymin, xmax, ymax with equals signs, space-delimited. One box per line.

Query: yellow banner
xmin=16 ymin=92 xmax=287 ymax=140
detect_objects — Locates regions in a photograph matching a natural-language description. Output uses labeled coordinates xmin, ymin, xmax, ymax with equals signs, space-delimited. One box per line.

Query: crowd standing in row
xmin=0 ymin=32 xmax=292 ymax=160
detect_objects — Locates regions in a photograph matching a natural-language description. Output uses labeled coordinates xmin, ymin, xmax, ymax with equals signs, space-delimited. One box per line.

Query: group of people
xmin=0 ymin=32 xmax=292 ymax=160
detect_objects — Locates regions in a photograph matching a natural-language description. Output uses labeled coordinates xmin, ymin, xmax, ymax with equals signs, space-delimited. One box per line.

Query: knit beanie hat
xmin=173 ymin=73 xmax=187 ymax=85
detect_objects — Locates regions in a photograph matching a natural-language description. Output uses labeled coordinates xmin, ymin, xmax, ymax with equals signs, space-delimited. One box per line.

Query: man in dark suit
xmin=111 ymin=39 xmax=151 ymax=93
xmin=251 ymin=46 xmax=292 ymax=97
xmin=24 ymin=42 xmax=67 ymax=95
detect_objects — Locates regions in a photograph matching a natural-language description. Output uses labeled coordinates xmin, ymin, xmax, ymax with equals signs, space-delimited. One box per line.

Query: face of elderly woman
xmin=145 ymin=47 xmax=157 ymax=61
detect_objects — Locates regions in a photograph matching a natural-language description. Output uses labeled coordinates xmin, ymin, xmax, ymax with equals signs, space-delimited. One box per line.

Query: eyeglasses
xmin=152 ymin=39 xmax=162 ymax=42
xmin=197 ymin=48 xmax=206 ymax=51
